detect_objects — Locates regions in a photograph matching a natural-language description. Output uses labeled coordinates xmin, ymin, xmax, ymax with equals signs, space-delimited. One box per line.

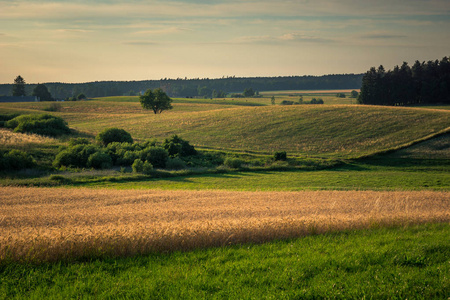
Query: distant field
xmin=1 ymin=187 xmax=448 ymax=263
xmin=1 ymin=101 xmax=448 ymax=158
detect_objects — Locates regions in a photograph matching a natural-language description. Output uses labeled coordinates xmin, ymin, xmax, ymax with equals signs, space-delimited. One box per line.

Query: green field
xmin=0 ymin=91 xmax=449 ymax=299
xmin=1 ymin=98 xmax=448 ymax=158
xmin=1 ymin=224 xmax=448 ymax=299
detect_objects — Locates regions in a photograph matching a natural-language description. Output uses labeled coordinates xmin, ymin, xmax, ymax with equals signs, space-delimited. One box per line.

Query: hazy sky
xmin=0 ymin=0 xmax=449 ymax=83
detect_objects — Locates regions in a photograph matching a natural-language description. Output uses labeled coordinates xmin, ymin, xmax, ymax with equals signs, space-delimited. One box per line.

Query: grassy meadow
xmin=0 ymin=90 xmax=449 ymax=298
xmin=1 ymin=96 xmax=448 ymax=158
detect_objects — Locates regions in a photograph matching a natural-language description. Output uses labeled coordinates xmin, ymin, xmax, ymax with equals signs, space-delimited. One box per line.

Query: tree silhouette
xmin=12 ymin=75 xmax=26 ymax=96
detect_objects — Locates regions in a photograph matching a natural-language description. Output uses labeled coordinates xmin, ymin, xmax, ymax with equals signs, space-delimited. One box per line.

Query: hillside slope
xmin=65 ymin=105 xmax=449 ymax=158
xmin=1 ymin=101 xmax=449 ymax=158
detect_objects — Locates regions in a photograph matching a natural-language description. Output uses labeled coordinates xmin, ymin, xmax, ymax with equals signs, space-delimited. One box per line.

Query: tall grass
xmin=1 ymin=188 xmax=448 ymax=263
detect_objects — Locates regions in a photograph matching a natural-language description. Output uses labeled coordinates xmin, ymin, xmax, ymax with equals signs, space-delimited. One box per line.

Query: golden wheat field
xmin=1 ymin=187 xmax=449 ymax=263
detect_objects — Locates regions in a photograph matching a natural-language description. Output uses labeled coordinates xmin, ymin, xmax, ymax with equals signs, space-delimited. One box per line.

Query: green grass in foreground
xmin=74 ymin=161 xmax=449 ymax=191
xmin=1 ymin=223 xmax=448 ymax=299
xmin=1 ymin=158 xmax=448 ymax=190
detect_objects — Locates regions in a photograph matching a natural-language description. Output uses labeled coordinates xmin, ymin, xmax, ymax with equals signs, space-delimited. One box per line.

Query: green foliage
xmin=336 ymin=93 xmax=346 ymax=98
xmin=96 ymin=128 xmax=133 ymax=146
xmin=350 ymin=90 xmax=359 ymax=98
xmin=212 ymin=90 xmax=227 ymax=98
xmin=142 ymin=161 xmax=154 ymax=174
xmin=359 ymin=56 xmax=450 ymax=106
xmin=243 ymin=87 xmax=255 ymax=97
xmin=32 ymin=84 xmax=53 ymax=101
xmin=77 ymin=93 xmax=87 ymax=100
xmin=68 ymin=138 xmax=91 ymax=147
xmin=310 ymin=98 xmax=324 ymax=104
xmin=280 ymin=100 xmax=294 ymax=105
xmin=0 ymin=113 xmax=20 ymax=127
xmin=224 ymin=157 xmax=243 ymax=169
xmin=166 ymin=157 xmax=186 ymax=170
xmin=5 ymin=114 xmax=70 ymax=137
xmin=87 ymin=151 xmax=112 ymax=169
xmin=12 ymin=75 xmax=26 ymax=96
xmin=274 ymin=151 xmax=287 ymax=161
xmin=132 ymin=159 xmax=153 ymax=174
xmin=53 ymin=144 xmax=99 ymax=169
xmin=0 ymin=150 xmax=35 ymax=170
xmin=162 ymin=135 xmax=197 ymax=157
xmin=139 ymin=147 xmax=168 ymax=169
xmin=131 ymin=159 xmax=144 ymax=173
xmin=271 ymin=96 xmax=275 ymax=105
xmin=139 ymin=88 xmax=173 ymax=114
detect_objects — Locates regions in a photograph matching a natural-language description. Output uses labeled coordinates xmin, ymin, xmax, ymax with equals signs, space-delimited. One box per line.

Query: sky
xmin=0 ymin=0 xmax=449 ymax=84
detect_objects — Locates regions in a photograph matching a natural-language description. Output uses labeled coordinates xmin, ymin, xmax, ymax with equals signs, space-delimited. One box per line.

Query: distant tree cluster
xmin=0 ymin=74 xmax=363 ymax=99
xmin=358 ymin=56 xmax=450 ymax=106
xmin=280 ymin=98 xmax=323 ymax=105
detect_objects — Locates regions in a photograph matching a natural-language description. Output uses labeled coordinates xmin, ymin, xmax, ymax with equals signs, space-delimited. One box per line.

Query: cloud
xmin=229 ymin=33 xmax=333 ymax=45
xmin=133 ymin=27 xmax=192 ymax=35
xmin=56 ymin=29 xmax=93 ymax=33
xmin=279 ymin=33 xmax=332 ymax=43
xmin=123 ymin=41 xmax=159 ymax=46
xmin=360 ymin=31 xmax=407 ymax=39
xmin=1 ymin=0 xmax=448 ymax=21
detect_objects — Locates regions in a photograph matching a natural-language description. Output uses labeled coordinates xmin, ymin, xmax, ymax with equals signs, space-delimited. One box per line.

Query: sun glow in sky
xmin=0 ymin=0 xmax=449 ymax=83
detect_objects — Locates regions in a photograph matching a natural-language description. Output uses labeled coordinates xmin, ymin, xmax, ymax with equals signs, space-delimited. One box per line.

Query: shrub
xmin=132 ymin=159 xmax=153 ymax=174
xmin=53 ymin=144 xmax=99 ymax=168
xmin=139 ymin=147 xmax=168 ymax=168
xmin=0 ymin=150 xmax=35 ymax=170
xmin=96 ymin=128 xmax=133 ymax=146
xmin=68 ymin=138 xmax=90 ymax=147
xmin=5 ymin=114 xmax=70 ymax=137
xmin=274 ymin=151 xmax=287 ymax=161
xmin=310 ymin=98 xmax=324 ymax=104
xmin=280 ymin=100 xmax=294 ymax=105
xmin=162 ymin=135 xmax=197 ymax=157
xmin=224 ymin=157 xmax=243 ymax=169
xmin=87 ymin=151 xmax=113 ymax=169
xmin=132 ymin=159 xmax=144 ymax=173
xmin=142 ymin=161 xmax=154 ymax=174
xmin=116 ymin=150 xmax=137 ymax=166
xmin=166 ymin=157 xmax=186 ymax=170
xmin=0 ymin=113 xmax=20 ymax=127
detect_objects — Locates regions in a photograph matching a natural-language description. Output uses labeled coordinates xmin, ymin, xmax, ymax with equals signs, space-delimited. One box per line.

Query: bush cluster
xmin=274 ymin=151 xmax=287 ymax=161
xmin=5 ymin=114 xmax=70 ymax=137
xmin=53 ymin=130 xmax=198 ymax=172
xmin=0 ymin=150 xmax=35 ymax=171
xmin=96 ymin=128 xmax=133 ymax=146
xmin=162 ymin=135 xmax=197 ymax=157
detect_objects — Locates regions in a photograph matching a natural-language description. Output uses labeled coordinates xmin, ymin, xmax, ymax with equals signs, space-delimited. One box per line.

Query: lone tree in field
xmin=243 ymin=87 xmax=255 ymax=97
xmin=139 ymin=88 xmax=173 ymax=114
xmin=12 ymin=75 xmax=26 ymax=96
xmin=32 ymin=84 xmax=53 ymax=101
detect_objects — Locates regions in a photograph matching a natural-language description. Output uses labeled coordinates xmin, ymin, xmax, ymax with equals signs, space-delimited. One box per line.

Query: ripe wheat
xmin=1 ymin=187 xmax=448 ymax=263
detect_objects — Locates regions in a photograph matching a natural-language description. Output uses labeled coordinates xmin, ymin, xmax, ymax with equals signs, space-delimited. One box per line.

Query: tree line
xmin=0 ymin=74 xmax=363 ymax=99
xmin=358 ymin=56 xmax=450 ymax=106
